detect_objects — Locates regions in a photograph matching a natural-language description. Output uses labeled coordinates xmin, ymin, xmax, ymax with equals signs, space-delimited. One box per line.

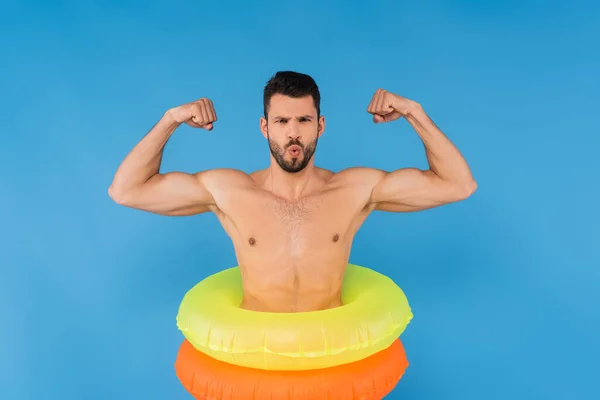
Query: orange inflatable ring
xmin=175 ymin=338 xmax=409 ymax=400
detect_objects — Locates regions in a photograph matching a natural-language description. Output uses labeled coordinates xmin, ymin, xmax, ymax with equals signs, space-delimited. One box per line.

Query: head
xmin=260 ymin=71 xmax=325 ymax=173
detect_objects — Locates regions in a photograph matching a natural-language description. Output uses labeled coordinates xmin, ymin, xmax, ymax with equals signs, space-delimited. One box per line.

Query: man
xmin=108 ymin=71 xmax=477 ymax=313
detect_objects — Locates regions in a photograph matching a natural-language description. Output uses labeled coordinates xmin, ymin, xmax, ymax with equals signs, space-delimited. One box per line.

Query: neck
xmin=264 ymin=159 xmax=318 ymax=200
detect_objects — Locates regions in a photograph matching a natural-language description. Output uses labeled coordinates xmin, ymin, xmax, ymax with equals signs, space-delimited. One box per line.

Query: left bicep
xmin=369 ymin=168 xmax=467 ymax=212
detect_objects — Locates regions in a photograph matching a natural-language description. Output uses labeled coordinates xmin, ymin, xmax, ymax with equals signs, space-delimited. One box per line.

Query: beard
xmin=267 ymin=132 xmax=318 ymax=174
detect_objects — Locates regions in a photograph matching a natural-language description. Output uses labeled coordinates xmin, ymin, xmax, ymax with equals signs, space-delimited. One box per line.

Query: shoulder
xmin=193 ymin=168 xmax=255 ymax=190
xmin=324 ymin=167 xmax=389 ymax=210
xmin=328 ymin=167 xmax=387 ymax=188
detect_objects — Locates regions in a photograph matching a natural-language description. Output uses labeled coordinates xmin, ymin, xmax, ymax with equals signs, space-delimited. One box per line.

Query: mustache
xmin=285 ymin=139 xmax=304 ymax=149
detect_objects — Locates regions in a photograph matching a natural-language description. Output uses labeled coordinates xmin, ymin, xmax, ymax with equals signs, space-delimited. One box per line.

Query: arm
xmin=108 ymin=99 xmax=235 ymax=216
xmin=365 ymin=90 xmax=477 ymax=212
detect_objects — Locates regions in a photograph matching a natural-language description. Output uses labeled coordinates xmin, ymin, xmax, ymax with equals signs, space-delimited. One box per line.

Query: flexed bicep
xmin=112 ymin=171 xmax=217 ymax=216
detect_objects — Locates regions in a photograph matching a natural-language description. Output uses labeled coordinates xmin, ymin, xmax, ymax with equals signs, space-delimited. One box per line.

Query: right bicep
xmin=117 ymin=171 xmax=216 ymax=216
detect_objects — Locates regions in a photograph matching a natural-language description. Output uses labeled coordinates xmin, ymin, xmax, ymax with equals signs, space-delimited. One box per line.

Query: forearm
xmin=405 ymin=103 xmax=476 ymax=188
xmin=109 ymin=110 xmax=181 ymax=198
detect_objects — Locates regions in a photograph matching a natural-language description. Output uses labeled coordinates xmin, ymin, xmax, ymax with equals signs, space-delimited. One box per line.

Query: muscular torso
xmin=210 ymin=168 xmax=373 ymax=313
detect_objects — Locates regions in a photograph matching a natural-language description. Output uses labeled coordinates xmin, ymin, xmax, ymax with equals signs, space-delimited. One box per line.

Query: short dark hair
xmin=263 ymin=71 xmax=321 ymax=118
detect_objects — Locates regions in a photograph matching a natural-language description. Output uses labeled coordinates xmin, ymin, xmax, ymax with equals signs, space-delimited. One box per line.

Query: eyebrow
xmin=272 ymin=115 xmax=315 ymax=120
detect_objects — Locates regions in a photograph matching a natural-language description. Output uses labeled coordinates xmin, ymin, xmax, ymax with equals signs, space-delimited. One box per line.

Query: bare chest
xmin=218 ymin=190 xmax=364 ymax=255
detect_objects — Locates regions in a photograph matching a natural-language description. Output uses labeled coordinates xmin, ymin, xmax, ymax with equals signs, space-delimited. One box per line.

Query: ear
xmin=260 ymin=116 xmax=268 ymax=139
xmin=317 ymin=115 xmax=326 ymax=138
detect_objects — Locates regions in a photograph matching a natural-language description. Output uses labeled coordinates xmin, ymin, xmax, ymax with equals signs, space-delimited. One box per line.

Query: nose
xmin=287 ymin=121 xmax=301 ymax=140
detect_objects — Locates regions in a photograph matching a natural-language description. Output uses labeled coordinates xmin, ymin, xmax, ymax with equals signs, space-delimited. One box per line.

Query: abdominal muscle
xmin=237 ymin=252 xmax=349 ymax=313
xmin=227 ymin=213 xmax=357 ymax=313
xmin=240 ymin=284 xmax=344 ymax=313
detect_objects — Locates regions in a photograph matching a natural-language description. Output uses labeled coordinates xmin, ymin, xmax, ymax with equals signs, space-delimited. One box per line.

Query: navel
xmin=332 ymin=233 xmax=339 ymax=243
xmin=248 ymin=237 xmax=256 ymax=246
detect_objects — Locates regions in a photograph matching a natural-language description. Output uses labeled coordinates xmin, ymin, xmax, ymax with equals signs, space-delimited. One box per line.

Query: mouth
xmin=287 ymin=145 xmax=302 ymax=157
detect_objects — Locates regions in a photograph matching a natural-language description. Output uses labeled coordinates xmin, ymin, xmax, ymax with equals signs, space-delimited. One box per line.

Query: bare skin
xmin=108 ymin=90 xmax=477 ymax=312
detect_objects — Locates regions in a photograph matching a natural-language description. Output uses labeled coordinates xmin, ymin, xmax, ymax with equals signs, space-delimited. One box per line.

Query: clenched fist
xmin=367 ymin=89 xmax=417 ymax=123
xmin=169 ymin=98 xmax=218 ymax=130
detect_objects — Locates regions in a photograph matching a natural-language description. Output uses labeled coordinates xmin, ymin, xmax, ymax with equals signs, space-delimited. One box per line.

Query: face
xmin=260 ymin=94 xmax=325 ymax=173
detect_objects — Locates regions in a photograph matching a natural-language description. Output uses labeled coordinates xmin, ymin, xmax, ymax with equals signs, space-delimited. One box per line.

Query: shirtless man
xmin=108 ymin=71 xmax=477 ymax=313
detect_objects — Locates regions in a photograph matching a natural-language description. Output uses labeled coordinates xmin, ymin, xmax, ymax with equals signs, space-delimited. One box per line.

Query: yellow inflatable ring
xmin=176 ymin=264 xmax=413 ymax=371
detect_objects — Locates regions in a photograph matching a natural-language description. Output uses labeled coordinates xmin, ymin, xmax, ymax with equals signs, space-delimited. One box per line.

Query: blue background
xmin=2 ymin=0 xmax=598 ymax=399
